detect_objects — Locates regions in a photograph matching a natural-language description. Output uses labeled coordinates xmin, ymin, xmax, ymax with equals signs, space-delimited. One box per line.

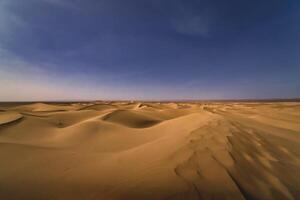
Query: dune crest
xmin=0 ymin=112 xmax=23 ymax=126
xmin=102 ymin=110 xmax=162 ymax=128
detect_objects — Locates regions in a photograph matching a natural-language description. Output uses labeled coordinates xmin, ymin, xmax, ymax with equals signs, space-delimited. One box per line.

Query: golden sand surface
xmin=0 ymin=102 xmax=299 ymax=200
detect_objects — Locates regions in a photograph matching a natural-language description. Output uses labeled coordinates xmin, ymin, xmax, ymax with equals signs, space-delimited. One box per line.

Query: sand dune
xmin=102 ymin=110 xmax=162 ymax=128
xmin=0 ymin=102 xmax=299 ymax=200
xmin=0 ymin=112 xmax=23 ymax=125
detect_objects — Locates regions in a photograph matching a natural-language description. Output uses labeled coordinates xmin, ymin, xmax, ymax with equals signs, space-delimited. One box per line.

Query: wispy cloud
xmin=37 ymin=0 xmax=79 ymax=9
xmin=0 ymin=1 xmax=27 ymax=45
xmin=171 ymin=15 xmax=211 ymax=37
xmin=169 ymin=1 xmax=215 ymax=37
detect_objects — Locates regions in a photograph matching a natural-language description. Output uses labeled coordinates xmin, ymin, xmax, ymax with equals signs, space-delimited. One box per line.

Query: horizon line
xmin=1 ymin=97 xmax=300 ymax=103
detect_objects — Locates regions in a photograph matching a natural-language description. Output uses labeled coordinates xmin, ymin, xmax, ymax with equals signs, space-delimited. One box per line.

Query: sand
xmin=0 ymin=101 xmax=299 ymax=200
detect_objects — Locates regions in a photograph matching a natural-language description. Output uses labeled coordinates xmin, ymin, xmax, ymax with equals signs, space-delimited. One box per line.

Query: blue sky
xmin=0 ymin=0 xmax=299 ymax=100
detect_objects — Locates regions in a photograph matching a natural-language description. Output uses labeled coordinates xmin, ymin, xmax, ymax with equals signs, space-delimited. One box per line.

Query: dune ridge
xmin=0 ymin=102 xmax=299 ymax=200
xmin=0 ymin=112 xmax=23 ymax=126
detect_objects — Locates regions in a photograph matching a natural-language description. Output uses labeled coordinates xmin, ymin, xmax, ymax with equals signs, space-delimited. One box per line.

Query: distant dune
xmin=0 ymin=102 xmax=299 ymax=200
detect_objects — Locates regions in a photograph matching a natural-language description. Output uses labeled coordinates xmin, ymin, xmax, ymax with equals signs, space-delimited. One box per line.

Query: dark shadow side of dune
xmin=0 ymin=116 xmax=24 ymax=131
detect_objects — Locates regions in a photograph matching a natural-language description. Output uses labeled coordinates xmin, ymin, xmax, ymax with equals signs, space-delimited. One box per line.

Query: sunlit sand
xmin=0 ymin=101 xmax=299 ymax=199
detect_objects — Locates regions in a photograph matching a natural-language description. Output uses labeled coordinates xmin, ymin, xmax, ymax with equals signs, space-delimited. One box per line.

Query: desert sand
xmin=0 ymin=101 xmax=299 ymax=200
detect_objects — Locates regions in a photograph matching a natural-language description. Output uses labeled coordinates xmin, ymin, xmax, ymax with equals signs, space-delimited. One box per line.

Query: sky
xmin=0 ymin=0 xmax=299 ymax=101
